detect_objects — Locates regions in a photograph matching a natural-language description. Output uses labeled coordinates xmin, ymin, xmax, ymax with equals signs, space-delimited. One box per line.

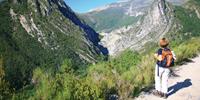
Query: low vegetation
xmin=9 ymin=36 xmax=200 ymax=100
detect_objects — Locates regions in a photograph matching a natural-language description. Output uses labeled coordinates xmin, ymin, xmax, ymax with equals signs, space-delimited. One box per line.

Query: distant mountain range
xmin=80 ymin=0 xmax=153 ymax=33
xmin=80 ymin=0 xmax=188 ymax=33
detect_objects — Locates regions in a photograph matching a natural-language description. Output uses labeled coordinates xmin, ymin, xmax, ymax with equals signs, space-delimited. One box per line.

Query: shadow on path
xmin=168 ymin=79 xmax=192 ymax=97
xmin=178 ymin=58 xmax=194 ymax=65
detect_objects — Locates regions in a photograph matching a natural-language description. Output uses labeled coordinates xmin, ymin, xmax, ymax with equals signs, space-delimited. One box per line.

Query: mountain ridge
xmin=80 ymin=0 xmax=153 ymax=33
xmin=0 ymin=0 xmax=107 ymax=89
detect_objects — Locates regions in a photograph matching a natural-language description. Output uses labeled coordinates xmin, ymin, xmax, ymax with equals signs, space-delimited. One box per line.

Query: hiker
xmin=153 ymin=38 xmax=175 ymax=99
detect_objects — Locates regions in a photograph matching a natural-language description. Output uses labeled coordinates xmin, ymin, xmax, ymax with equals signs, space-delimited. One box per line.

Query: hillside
xmin=0 ymin=0 xmax=106 ymax=90
xmin=80 ymin=0 xmax=153 ymax=33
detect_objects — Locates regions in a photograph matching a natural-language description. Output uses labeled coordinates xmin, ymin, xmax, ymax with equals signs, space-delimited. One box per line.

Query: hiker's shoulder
xmin=157 ymin=48 xmax=163 ymax=52
xmin=157 ymin=48 xmax=163 ymax=54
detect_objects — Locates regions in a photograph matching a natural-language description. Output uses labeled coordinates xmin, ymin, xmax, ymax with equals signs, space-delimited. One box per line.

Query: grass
xmin=173 ymin=38 xmax=200 ymax=64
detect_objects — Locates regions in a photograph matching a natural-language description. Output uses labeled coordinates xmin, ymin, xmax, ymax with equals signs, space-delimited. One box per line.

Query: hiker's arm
xmin=154 ymin=53 xmax=162 ymax=61
xmin=171 ymin=51 xmax=177 ymax=60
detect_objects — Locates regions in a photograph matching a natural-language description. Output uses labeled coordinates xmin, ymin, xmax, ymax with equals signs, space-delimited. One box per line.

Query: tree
xmin=0 ymin=57 xmax=11 ymax=99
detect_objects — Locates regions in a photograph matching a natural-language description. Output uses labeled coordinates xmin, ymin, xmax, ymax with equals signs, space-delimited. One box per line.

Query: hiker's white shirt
xmin=155 ymin=64 xmax=170 ymax=93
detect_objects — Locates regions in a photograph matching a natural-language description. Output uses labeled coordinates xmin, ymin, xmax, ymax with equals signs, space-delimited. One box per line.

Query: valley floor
xmin=136 ymin=55 xmax=200 ymax=100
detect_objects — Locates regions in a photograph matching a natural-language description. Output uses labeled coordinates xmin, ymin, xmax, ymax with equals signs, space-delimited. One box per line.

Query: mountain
xmin=100 ymin=0 xmax=174 ymax=55
xmin=80 ymin=0 xmax=153 ymax=33
xmin=82 ymin=0 xmax=200 ymax=56
xmin=80 ymin=0 xmax=189 ymax=33
xmin=0 ymin=0 xmax=107 ymax=89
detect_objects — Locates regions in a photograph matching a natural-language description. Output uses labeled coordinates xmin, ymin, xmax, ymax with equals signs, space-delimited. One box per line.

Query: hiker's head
xmin=159 ymin=38 xmax=169 ymax=48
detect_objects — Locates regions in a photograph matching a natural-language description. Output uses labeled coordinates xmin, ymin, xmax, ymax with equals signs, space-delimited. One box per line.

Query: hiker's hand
xmin=154 ymin=53 xmax=158 ymax=58
xmin=154 ymin=54 xmax=162 ymax=61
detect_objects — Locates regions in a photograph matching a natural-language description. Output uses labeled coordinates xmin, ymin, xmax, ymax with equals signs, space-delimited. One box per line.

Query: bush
xmin=110 ymin=50 xmax=141 ymax=74
xmin=85 ymin=50 xmax=154 ymax=99
xmin=12 ymin=59 xmax=73 ymax=100
xmin=72 ymin=78 xmax=101 ymax=100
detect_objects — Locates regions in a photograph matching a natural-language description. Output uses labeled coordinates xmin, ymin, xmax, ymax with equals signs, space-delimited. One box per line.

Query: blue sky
xmin=64 ymin=0 xmax=118 ymax=13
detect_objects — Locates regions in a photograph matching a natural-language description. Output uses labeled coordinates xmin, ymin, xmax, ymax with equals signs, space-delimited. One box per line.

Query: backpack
xmin=160 ymin=48 xmax=174 ymax=67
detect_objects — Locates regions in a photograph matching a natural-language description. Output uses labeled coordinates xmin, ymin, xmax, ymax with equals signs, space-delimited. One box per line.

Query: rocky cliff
xmin=5 ymin=0 xmax=107 ymax=63
xmin=101 ymin=0 xmax=174 ymax=55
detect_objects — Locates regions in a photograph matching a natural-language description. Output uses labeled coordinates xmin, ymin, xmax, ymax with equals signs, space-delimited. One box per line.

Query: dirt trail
xmin=136 ymin=56 xmax=200 ymax=100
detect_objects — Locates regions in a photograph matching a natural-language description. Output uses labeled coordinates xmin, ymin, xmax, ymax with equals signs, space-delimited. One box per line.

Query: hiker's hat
xmin=159 ymin=38 xmax=169 ymax=47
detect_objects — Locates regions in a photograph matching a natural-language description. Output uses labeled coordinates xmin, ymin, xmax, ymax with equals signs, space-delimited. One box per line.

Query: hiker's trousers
xmin=155 ymin=64 xmax=170 ymax=94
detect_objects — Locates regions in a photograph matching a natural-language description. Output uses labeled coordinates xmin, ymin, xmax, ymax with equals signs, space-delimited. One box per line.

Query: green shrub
xmin=110 ymin=50 xmax=141 ymax=74
xmin=72 ymin=78 xmax=101 ymax=100
xmin=85 ymin=50 xmax=152 ymax=99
